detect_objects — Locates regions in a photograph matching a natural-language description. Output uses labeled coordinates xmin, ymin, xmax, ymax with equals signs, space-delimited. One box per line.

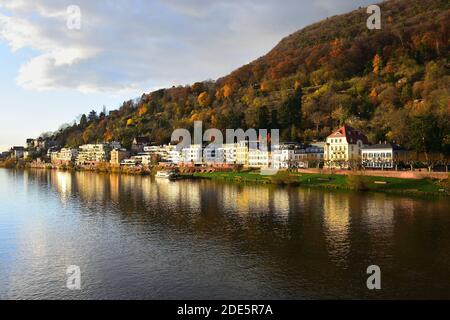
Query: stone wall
xmin=297 ymin=168 xmax=449 ymax=180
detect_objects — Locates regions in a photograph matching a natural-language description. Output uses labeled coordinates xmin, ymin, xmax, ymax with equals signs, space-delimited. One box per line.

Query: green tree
xmin=88 ymin=110 xmax=98 ymax=122
xmin=79 ymin=114 xmax=88 ymax=129
xmin=409 ymin=114 xmax=442 ymax=154
xmin=257 ymin=106 xmax=270 ymax=130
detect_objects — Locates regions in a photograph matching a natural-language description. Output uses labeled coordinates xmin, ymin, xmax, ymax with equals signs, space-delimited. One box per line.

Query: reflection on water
xmin=0 ymin=168 xmax=450 ymax=299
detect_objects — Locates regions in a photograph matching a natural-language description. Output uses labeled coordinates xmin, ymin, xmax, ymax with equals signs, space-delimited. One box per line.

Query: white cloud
xmin=0 ymin=0 xmax=374 ymax=93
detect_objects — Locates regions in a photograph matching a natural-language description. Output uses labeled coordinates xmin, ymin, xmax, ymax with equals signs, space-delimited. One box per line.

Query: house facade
xmin=110 ymin=148 xmax=130 ymax=165
xmin=143 ymin=145 xmax=174 ymax=162
xmin=218 ymin=143 xmax=238 ymax=164
xmin=272 ymin=143 xmax=324 ymax=169
xmin=272 ymin=143 xmax=301 ymax=169
xmin=203 ymin=144 xmax=222 ymax=164
xmin=324 ymin=125 xmax=368 ymax=169
xmin=76 ymin=144 xmax=111 ymax=165
xmin=248 ymin=148 xmax=270 ymax=168
xmin=361 ymin=143 xmax=404 ymax=169
xmin=181 ymin=144 xmax=203 ymax=164
xmin=168 ymin=148 xmax=182 ymax=164
xmin=11 ymin=146 xmax=25 ymax=159
xmin=236 ymin=141 xmax=250 ymax=165
xmin=51 ymin=148 xmax=79 ymax=165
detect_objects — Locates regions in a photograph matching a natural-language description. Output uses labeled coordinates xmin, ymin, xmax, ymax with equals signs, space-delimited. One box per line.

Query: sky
xmin=0 ymin=0 xmax=375 ymax=151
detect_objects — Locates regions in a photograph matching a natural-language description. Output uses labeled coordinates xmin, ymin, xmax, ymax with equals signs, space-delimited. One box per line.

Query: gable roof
xmin=328 ymin=125 xmax=369 ymax=144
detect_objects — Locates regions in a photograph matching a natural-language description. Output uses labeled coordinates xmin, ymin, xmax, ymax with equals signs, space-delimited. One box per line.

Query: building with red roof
xmin=324 ymin=125 xmax=369 ymax=169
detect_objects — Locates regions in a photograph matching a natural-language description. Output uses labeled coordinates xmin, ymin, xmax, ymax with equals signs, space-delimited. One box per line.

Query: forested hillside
xmin=51 ymin=0 xmax=449 ymax=155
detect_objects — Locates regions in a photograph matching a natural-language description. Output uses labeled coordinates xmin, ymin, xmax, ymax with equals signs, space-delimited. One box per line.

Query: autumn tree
xmin=372 ymin=54 xmax=382 ymax=76
xmin=198 ymin=92 xmax=212 ymax=108
xmin=138 ymin=103 xmax=148 ymax=116
xmin=223 ymin=84 xmax=233 ymax=98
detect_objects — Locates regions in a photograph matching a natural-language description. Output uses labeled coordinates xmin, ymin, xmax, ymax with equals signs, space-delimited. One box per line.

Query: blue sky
xmin=0 ymin=0 xmax=374 ymax=151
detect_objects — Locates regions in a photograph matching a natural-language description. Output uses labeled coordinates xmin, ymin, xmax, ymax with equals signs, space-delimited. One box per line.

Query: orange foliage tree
xmin=198 ymin=92 xmax=212 ymax=107
xmin=372 ymin=54 xmax=381 ymax=76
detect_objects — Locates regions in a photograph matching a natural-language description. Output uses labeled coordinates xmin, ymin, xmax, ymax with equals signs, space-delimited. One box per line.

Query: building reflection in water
xmin=54 ymin=171 xmax=73 ymax=204
xmin=74 ymin=172 xmax=107 ymax=202
xmin=234 ymin=186 xmax=270 ymax=215
xmin=322 ymin=192 xmax=351 ymax=268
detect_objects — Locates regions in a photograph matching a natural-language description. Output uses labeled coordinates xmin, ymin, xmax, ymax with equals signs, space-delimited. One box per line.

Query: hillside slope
xmin=52 ymin=0 xmax=449 ymax=155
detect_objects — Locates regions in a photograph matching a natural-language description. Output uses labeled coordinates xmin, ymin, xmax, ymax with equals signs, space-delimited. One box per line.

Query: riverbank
xmin=2 ymin=160 xmax=448 ymax=197
xmin=181 ymin=170 xmax=450 ymax=197
xmin=4 ymin=160 xmax=154 ymax=175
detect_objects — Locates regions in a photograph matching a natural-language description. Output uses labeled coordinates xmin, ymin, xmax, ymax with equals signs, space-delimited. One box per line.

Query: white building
xmin=76 ymin=144 xmax=111 ymax=165
xmin=132 ymin=154 xmax=152 ymax=165
xmin=236 ymin=141 xmax=250 ymax=165
xmin=51 ymin=148 xmax=79 ymax=165
xmin=143 ymin=145 xmax=174 ymax=162
xmin=181 ymin=144 xmax=203 ymax=164
xmin=272 ymin=143 xmax=302 ymax=169
xmin=298 ymin=145 xmax=325 ymax=168
xmin=272 ymin=143 xmax=323 ymax=169
xmin=168 ymin=148 xmax=182 ymax=164
xmin=361 ymin=143 xmax=404 ymax=169
xmin=248 ymin=148 xmax=270 ymax=168
xmin=218 ymin=143 xmax=238 ymax=164
xmin=203 ymin=143 xmax=223 ymax=164
xmin=120 ymin=158 xmax=141 ymax=166
xmin=11 ymin=147 xmax=25 ymax=159
xmin=324 ymin=125 xmax=368 ymax=169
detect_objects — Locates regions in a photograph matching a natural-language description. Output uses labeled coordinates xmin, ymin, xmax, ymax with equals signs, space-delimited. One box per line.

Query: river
xmin=0 ymin=168 xmax=449 ymax=299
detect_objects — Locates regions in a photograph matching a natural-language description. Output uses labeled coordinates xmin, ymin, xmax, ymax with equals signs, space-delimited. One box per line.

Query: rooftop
xmin=328 ymin=125 xmax=369 ymax=144
xmin=361 ymin=143 xmax=404 ymax=151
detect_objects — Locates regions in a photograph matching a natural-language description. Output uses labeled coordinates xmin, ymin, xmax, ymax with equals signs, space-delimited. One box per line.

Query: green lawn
xmin=183 ymin=170 xmax=448 ymax=196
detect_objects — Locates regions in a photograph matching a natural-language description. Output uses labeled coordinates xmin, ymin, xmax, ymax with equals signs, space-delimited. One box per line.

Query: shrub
xmin=270 ymin=171 xmax=298 ymax=186
xmin=2 ymin=158 xmax=17 ymax=169
xmin=347 ymin=173 xmax=368 ymax=191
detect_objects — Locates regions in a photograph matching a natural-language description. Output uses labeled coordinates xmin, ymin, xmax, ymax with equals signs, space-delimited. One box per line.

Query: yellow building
xmin=324 ymin=125 xmax=368 ymax=169
xmin=110 ymin=148 xmax=130 ymax=165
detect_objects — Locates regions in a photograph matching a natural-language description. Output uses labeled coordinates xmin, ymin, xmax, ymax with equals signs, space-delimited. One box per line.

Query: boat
xmin=155 ymin=170 xmax=179 ymax=180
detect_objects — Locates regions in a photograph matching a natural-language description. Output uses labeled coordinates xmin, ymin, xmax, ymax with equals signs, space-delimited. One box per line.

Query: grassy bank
xmin=182 ymin=170 xmax=450 ymax=197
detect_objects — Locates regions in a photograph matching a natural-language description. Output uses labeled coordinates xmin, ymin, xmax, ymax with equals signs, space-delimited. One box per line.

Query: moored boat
xmin=155 ymin=170 xmax=179 ymax=180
